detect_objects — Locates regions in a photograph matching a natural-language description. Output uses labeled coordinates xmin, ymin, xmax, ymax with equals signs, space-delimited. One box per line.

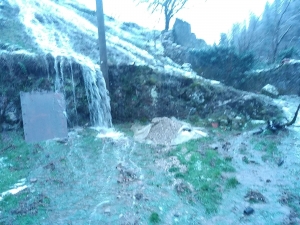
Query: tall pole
xmin=96 ymin=0 xmax=110 ymax=92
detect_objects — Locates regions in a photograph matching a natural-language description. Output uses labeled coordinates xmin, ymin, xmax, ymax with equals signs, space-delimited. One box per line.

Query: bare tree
xmin=229 ymin=0 xmax=299 ymax=65
xmin=137 ymin=0 xmax=188 ymax=31
xmin=229 ymin=13 xmax=260 ymax=54
xmin=270 ymin=0 xmax=292 ymax=63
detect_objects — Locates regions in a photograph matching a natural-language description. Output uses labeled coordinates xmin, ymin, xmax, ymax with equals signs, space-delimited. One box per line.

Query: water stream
xmin=9 ymin=0 xmax=112 ymax=127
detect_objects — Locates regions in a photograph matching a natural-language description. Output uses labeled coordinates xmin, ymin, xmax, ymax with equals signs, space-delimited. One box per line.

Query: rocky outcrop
xmin=172 ymin=19 xmax=206 ymax=49
xmin=161 ymin=19 xmax=207 ymax=66
xmin=109 ymin=64 xmax=282 ymax=128
xmin=0 ymin=49 xmax=111 ymax=131
xmin=0 ymin=49 xmax=283 ymax=131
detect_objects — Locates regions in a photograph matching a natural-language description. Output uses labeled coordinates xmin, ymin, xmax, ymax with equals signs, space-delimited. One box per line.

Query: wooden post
xmin=96 ymin=0 xmax=110 ymax=92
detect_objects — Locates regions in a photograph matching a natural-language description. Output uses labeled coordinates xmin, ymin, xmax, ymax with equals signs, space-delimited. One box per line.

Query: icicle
xmin=54 ymin=56 xmax=61 ymax=93
xmin=59 ymin=57 xmax=66 ymax=97
xmin=43 ymin=55 xmax=50 ymax=80
xmin=69 ymin=59 xmax=78 ymax=125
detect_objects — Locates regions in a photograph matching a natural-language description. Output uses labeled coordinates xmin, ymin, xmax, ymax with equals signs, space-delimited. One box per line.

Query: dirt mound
xmin=132 ymin=117 xmax=207 ymax=145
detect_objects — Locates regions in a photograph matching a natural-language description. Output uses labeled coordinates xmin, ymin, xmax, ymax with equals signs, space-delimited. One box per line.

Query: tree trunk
xmin=164 ymin=14 xmax=170 ymax=31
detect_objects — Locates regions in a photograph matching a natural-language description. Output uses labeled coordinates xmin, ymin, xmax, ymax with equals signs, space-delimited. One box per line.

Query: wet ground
xmin=0 ymin=95 xmax=299 ymax=225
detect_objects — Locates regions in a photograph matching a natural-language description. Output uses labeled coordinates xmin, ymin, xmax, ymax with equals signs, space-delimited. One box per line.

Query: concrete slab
xmin=20 ymin=92 xmax=68 ymax=143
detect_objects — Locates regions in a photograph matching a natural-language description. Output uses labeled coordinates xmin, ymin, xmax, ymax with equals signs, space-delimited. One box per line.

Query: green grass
xmin=0 ymin=131 xmax=50 ymax=224
xmin=0 ymin=131 xmax=35 ymax=192
xmin=0 ymin=3 xmax=38 ymax=52
xmin=168 ymin=139 xmax=235 ymax=214
xmin=0 ymin=191 xmax=50 ymax=225
xmin=252 ymin=138 xmax=279 ymax=162
xmin=225 ymin=177 xmax=239 ymax=189
xmin=149 ymin=212 xmax=161 ymax=224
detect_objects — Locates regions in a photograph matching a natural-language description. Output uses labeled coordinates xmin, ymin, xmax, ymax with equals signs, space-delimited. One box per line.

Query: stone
xmin=209 ymin=143 xmax=219 ymax=150
xmin=134 ymin=193 xmax=143 ymax=200
xmin=243 ymin=206 xmax=254 ymax=215
xmin=30 ymin=178 xmax=38 ymax=183
xmin=181 ymin=63 xmax=192 ymax=71
xmin=261 ymin=84 xmax=279 ymax=98
xmin=104 ymin=207 xmax=111 ymax=214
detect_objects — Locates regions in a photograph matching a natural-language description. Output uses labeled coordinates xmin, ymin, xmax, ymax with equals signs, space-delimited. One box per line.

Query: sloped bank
xmin=0 ymin=50 xmax=283 ymax=132
xmin=0 ymin=49 xmax=111 ymax=131
xmin=109 ymin=64 xmax=282 ymax=127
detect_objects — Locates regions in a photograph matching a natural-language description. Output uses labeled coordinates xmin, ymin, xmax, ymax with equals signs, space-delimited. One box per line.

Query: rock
xmin=181 ymin=63 xmax=192 ymax=71
xmin=209 ymin=143 xmax=219 ymax=150
xmin=30 ymin=178 xmax=38 ymax=183
xmin=242 ymin=156 xmax=249 ymax=164
xmin=243 ymin=206 xmax=254 ymax=215
xmin=104 ymin=207 xmax=111 ymax=214
xmin=109 ymin=64 xmax=283 ymax=126
xmin=134 ymin=193 xmax=143 ymax=200
xmin=261 ymin=84 xmax=279 ymax=98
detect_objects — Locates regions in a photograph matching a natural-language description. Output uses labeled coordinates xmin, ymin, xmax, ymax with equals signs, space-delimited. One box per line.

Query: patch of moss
xmin=0 ymin=131 xmax=50 ymax=224
xmin=169 ymin=139 xmax=235 ymax=214
xmin=0 ymin=4 xmax=38 ymax=52
xmin=149 ymin=212 xmax=161 ymax=224
xmin=252 ymin=138 xmax=279 ymax=162
xmin=168 ymin=167 xmax=180 ymax=173
xmin=0 ymin=191 xmax=50 ymax=225
xmin=0 ymin=131 xmax=36 ymax=192
xmin=225 ymin=177 xmax=239 ymax=189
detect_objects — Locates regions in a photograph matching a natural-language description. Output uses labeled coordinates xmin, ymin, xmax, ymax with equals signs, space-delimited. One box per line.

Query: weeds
xmin=149 ymin=212 xmax=161 ymax=224
xmin=225 ymin=177 xmax=239 ymax=189
xmin=0 ymin=131 xmax=34 ymax=192
xmin=0 ymin=131 xmax=50 ymax=224
xmin=252 ymin=138 xmax=279 ymax=162
xmin=168 ymin=139 xmax=235 ymax=214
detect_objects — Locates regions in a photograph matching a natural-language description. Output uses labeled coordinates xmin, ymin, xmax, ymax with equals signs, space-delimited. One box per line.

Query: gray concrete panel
xmin=20 ymin=92 xmax=68 ymax=143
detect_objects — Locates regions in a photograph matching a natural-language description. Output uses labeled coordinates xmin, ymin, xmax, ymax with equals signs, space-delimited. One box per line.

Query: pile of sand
xmin=131 ymin=117 xmax=207 ymax=146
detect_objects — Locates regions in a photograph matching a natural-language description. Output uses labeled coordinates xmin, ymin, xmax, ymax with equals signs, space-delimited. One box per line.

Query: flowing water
xmin=9 ymin=0 xmax=112 ymax=127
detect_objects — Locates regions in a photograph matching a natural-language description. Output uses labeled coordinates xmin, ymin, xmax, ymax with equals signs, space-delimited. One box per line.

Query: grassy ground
xmin=167 ymin=138 xmax=236 ymax=214
xmin=0 ymin=125 xmax=299 ymax=224
xmin=0 ymin=1 xmax=38 ymax=52
xmin=0 ymin=131 xmax=50 ymax=224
